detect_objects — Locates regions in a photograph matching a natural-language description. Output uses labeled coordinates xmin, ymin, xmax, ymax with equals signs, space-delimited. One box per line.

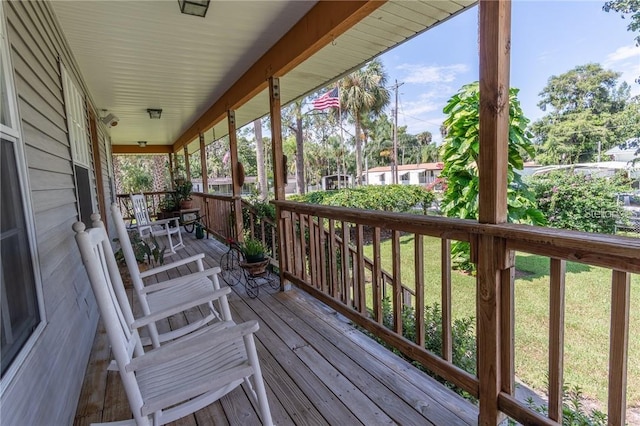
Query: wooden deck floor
xmin=74 ymin=233 xmax=478 ymax=426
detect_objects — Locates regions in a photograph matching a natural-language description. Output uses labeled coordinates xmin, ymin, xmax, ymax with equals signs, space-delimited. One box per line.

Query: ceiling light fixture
xmin=147 ymin=108 xmax=162 ymax=119
xmin=178 ymin=0 xmax=210 ymax=17
xmin=138 ymin=141 xmax=147 ymax=148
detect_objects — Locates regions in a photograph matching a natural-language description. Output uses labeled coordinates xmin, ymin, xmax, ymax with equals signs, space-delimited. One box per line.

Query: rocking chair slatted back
xmin=73 ymin=221 xmax=273 ymax=426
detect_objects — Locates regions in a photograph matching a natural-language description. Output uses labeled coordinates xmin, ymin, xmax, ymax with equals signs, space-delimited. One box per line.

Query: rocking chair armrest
xmin=140 ymin=267 xmax=222 ymax=293
xmin=139 ymin=254 xmax=207 ymax=278
xmin=152 ymin=217 xmax=180 ymax=227
xmin=131 ymin=287 xmax=232 ymax=330
xmin=125 ymin=320 xmax=260 ymax=372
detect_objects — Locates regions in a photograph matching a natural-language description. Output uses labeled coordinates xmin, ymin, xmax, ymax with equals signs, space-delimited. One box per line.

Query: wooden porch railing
xmin=273 ymin=200 xmax=640 ymax=425
xmin=191 ymin=193 xmax=236 ymax=242
xmin=117 ymin=192 xmax=237 ymax=243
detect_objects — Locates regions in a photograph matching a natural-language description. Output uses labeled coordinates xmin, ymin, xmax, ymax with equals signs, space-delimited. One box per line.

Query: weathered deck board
xmin=74 ymin=232 xmax=478 ymax=426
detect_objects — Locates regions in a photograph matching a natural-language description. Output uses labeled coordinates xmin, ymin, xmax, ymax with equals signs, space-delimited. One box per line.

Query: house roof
xmin=51 ymin=1 xmax=475 ymax=154
xmin=367 ymin=162 xmax=444 ymax=173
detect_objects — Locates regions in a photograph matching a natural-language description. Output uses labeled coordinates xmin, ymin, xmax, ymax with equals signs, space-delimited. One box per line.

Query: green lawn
xmin=363 ymin=234 xmax=640 ymax=408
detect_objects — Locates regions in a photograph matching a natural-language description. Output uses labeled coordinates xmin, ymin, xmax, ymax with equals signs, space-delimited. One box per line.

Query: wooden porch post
xmin=228 ymin=110 xmax=244 ymax=242
xmin=269 ymin=77 xmax=290 ymax=290
xmin=477 ymin=0 xmax=512 ymax=424
xmin=184 ymin=145 xmax=191 ymax=182
xmin=199 ymin=132 xmax=208 ymax=194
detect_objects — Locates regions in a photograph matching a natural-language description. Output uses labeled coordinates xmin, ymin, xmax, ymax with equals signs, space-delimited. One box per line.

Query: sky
xmin=378 ymin=0 xmax=640 ymax=143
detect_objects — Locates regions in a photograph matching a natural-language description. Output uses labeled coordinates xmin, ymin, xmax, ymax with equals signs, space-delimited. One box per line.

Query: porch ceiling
xmin=52 ymin=0 xmax=475 ymax=154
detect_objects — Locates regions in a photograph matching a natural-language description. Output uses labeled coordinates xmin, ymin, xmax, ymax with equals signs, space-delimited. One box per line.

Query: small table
xmin=238 ymin=259 xmax=278 ymax=298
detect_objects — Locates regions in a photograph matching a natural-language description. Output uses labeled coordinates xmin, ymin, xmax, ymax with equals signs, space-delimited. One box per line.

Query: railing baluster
xmin=372 ymin=227 xmax=382 ymax=323
xmin=355 ymin=224 xmax=365 ymax=313
xmin=291 ymin=212 xmax=302 ymax=278
xmin=441 ymin=239 xmax=452 ymax=362
xmin=308 ymin=215 xmax=317 ymax=288
xmin=299 ymin=214 xmax=307 ymax=282
xmin=392 ymin=230 xmax=402 ymax=335
xmin=341 ymin=221 xmax=350 ymax=305
xmin=500 ymin=265 xmax=515 ymax=396
xmin=329 ymin=219 xmax=338 ymax=299
xmin=548 ymin=258 xmax=566 ymax=422
xmin=415 ymin=234 xmax=425 ymax=347
xmin=609 ymin=270 xmax=631 ymax=426
xmin=319 ymin=217 xmax=327 ymax=294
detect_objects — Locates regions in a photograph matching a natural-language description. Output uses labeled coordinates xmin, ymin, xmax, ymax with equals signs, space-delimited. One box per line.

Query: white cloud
xmin=396 ymin=63 xmax=469 ymax=84
xmin=603 ymin=44 xmax=640 ymax=97
xmin=605 ymin=45 xmax=640 ymax=64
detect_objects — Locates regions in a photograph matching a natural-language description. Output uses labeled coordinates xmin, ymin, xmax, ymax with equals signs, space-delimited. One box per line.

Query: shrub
xmin=525 ymin=384 xmax=607 ymax=426
xmin=290 ymin=184 xmax=435 ymax=214
xmin=529 ymin=171 xmax=629 ymax=234
xmin=362 ymin=298 xmax=477 ymax=399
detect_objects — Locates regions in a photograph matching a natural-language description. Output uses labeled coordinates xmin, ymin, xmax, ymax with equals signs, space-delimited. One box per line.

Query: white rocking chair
xmin=105 ymin=205 xmax=223 ymax=349
xmin=73 ymin=221 xmax=273 ymax=426
xmin=130 ymin=194 xmax=184 ymax=254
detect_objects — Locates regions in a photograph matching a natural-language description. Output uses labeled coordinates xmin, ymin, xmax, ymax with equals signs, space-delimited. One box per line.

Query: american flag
xmin=312 ymin=88 xmax=340 ymax=111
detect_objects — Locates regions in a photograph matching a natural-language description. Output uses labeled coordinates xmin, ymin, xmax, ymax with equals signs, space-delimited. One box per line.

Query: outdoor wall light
xmin=178 ymin=0 xmax=210 ymax=17
xmin=138 ymin=141 xmax=147 ymax=148
xmin=147 ymin=108 xmax=162 ymax=119
xmin=101 ymin=112 xmax=119 ymax=127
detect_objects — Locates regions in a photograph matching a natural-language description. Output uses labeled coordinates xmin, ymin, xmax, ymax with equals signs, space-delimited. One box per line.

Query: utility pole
xmin=391 ymin=80 xmax=404 ymax=184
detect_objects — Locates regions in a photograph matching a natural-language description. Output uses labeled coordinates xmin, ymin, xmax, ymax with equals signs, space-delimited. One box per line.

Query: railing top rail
xmin=273 ymin=200 xmax=640 ymax=270
xmin=272 ymin=200 xmax=476 ymax=242
xmin=193 ymin=193 xmax=235 ymax=202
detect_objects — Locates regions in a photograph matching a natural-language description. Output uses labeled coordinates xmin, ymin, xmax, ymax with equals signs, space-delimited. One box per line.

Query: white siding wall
xmin=1 ymin=2 xmax=101 ymax=424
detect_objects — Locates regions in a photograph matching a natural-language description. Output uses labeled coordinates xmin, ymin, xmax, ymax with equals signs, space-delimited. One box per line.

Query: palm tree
xmin=340 ymin=59 xmax=390 ymax=184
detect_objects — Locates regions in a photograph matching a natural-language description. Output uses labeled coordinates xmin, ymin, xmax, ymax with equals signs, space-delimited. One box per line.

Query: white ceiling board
xmin=51 ymin=0 xmax=476 ymax=147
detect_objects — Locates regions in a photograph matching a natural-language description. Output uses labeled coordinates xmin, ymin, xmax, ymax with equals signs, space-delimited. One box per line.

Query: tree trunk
xmin=295 ymin=109 xmax=305 ymax=195
xmin=152 ymin=155 xmax=166 ymax=191
xmin=253 ymin=119 xmax=268 ymax=199
xmin=355 ymin=116 xmax=362 ymax=186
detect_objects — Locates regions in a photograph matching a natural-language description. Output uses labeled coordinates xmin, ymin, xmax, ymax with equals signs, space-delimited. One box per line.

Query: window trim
xmin=0 ymin=1 xmax=47 ymax=393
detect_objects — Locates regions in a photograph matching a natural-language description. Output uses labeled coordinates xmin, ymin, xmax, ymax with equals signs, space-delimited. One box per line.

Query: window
xmin=61 ymin=64 xmax=96 ymax=226
xmin=0 ymin=4 xmax=44 ymax=380
xmin=1 ymin=140 xmax=40 ymax=376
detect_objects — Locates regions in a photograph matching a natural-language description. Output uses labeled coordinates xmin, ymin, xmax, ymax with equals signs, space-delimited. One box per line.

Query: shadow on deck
xmin=74 ymin=232 xmax=478 ymax=425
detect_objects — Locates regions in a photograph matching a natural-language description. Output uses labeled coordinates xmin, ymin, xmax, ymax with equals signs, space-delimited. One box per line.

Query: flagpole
xmin=338 ymin=84 xmax=346 ymax=189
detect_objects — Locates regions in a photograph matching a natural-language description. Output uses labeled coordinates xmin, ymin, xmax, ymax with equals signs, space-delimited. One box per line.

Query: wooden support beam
xmin=183 ymin=145 xmax=191 ymax=181
xmin=477 ymin=1 xmax=511 ymax=423
xmin=269 ymin=77 xmax=288 ymax=290
xmin=478 ymin=0 xmax=511 ymax=224
xmin=112 ymin=145 xmax=173 ymax=154
xmin=228 ymin=110 xmax=244 ymax=242
xmin=172 ymin=1 xmax=384 ymax=151
xmin=199 ymin=132 xmax=208 ymax=194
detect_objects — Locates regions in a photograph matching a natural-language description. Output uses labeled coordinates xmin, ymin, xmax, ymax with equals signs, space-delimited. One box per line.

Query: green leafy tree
xmin=340 ymin=59 xmax=390 ymax=184
xmin=532 ymin=63 xmax=631 ymax=164
xmin=440 ymin=82 xmax=545 ymax=271
xmin=604 ymin=0 xmax=640 ymax=81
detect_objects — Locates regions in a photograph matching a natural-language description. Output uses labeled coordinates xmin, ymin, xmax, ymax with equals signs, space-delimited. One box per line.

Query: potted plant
xmin=114 ymin=232 xmax=166 ymax=276
xmin=175 ymin=179 xmax=193 ymax=209
xmin=157 ymin=193 xmax=178 ymax=219
xmin=240 ymin=237 xmax=267 ymax=263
